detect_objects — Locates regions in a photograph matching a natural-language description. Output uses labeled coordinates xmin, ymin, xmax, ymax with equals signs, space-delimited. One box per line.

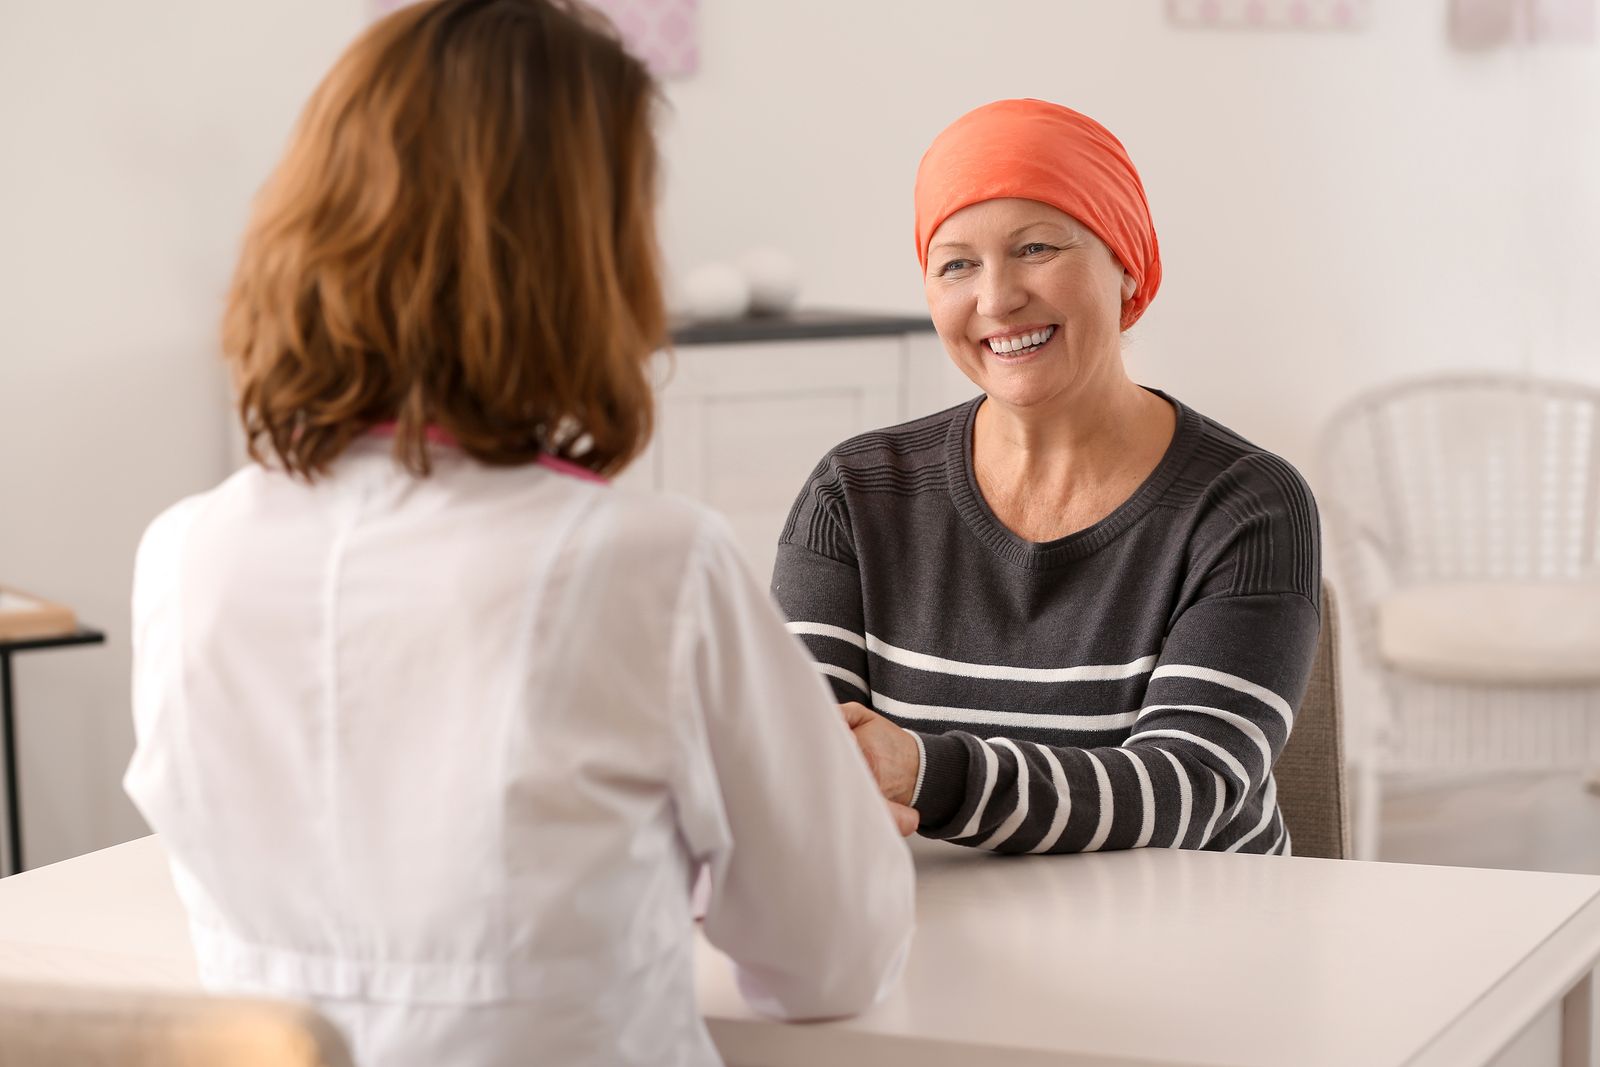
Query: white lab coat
xmin=125 ymin=439 xmax=913 ymax=1067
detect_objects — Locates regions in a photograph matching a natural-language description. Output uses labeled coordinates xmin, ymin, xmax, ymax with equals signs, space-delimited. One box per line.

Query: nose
xmin=975 ymin=259 xmax=1027 ymax=320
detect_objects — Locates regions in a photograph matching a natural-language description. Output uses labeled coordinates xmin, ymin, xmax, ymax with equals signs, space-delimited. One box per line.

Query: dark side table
xmin=0 ymin=628 xmax=106 ymax=876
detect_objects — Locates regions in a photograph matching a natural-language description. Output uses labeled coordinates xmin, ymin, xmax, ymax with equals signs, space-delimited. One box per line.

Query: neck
xmin=970 ymin=368 xmax=1177 ymax=542
xmin=975 ymin=370 xmax=1166 ymax=480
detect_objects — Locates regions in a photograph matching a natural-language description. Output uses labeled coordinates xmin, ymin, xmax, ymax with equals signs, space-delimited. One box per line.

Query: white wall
xmin=0 ymin=0 xmax=362 ymax=866
xmin=0 ymin=0 xmax=1596 ymax=865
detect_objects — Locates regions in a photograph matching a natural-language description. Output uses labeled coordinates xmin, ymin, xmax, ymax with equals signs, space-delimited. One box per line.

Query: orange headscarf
xmin=914 ymin=99 xmax=1162 ymax=330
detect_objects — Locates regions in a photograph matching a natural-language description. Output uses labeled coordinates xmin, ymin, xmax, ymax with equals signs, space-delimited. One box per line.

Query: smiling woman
xmin=772 ymin=98 xmax=1322 ymax=857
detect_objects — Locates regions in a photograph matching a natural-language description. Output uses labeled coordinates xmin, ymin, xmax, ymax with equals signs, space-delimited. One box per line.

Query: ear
xmin=1120 ymin=272 xmax=1138 ymax=303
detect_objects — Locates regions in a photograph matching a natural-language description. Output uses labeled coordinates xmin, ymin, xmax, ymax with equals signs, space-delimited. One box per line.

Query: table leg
xmin=0 ymin=652 xmax=20 ymax=876
xmin=1563 ymin=969 xmax=1594 ymax=1067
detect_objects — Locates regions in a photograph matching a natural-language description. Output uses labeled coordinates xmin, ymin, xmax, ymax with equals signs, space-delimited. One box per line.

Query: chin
xmin=976 ymin=370 xmax=1074 ymax=412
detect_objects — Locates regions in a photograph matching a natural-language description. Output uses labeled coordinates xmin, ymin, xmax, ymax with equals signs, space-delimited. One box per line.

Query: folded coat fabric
xmin=913 ymin=98 xmax=1163 ymax=329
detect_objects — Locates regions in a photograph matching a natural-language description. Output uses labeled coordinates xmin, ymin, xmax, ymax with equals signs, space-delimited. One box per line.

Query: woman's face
xmin=923 ymin=198 xmax=1135 ymax=413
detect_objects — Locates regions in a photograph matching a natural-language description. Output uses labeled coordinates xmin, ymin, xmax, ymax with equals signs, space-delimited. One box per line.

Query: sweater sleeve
xmin=770 ymin=463 xmax=872 ymax=706
xmin=912 ymin=591 xmax=1320 ymax=854
xmin=770 ymin=544 xmax=871 ymax=704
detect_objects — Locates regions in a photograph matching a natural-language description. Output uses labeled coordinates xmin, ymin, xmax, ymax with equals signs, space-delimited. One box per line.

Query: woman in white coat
xmin=123 ymin=2 xmax=914 ymax=1065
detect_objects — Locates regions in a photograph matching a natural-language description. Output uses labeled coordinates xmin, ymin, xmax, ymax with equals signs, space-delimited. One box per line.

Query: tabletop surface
xmin=2 ymin=835 xmax=1598 ymax=1067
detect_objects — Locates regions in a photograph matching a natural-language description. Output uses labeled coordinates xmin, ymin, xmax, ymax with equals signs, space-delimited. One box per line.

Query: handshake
xmin=838 ymin=701 xmax=921 ymax=838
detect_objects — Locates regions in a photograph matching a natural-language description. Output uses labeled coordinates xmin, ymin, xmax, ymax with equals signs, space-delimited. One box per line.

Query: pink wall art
xmin=371 ymin=0 xmax=700 ymax=77
xmin=1166 ymin=0 xmax=1371 ymax=31
xmin=586 ymin=0 xmax=699 ymax=78
xmin=1449 ymin=0 xmax=1595 ymax=46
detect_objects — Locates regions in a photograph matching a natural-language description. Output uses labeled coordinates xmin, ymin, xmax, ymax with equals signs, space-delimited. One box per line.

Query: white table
xmin=0 ymin=836 xmax=1596 ymax=1067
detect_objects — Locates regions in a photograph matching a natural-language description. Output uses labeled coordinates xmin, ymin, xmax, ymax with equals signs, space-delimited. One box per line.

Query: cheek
xmin=1050 ymin=261 xmax=1124 ymax=326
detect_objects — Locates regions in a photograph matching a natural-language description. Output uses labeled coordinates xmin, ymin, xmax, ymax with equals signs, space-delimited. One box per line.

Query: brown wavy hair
xmin=224 ymin=0 xmax=664 ymax=479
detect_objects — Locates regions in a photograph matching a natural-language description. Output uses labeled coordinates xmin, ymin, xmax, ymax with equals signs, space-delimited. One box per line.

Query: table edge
xmin=1403 ymin=883 xmax=1600 ymax=1067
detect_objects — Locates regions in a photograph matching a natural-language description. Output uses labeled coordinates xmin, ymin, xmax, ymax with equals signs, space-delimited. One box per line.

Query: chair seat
xmin=1377 ymin=580 xmax=1600 ymax=685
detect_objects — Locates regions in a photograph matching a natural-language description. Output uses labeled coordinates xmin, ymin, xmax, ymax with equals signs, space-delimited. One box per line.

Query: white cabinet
xmin=620 ymin=323 xmax=970 ymax=582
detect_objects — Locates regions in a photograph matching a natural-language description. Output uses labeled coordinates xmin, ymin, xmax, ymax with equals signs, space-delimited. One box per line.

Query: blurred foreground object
xmin=0 ymin=978 xmax=353 ymax=1067
xmin=1320 ymin=375 xmax=1600 ymax=860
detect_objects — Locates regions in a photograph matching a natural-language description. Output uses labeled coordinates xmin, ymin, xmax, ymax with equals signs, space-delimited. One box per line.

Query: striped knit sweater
xmin=771 ymin=391 xmax=1321 ymax=855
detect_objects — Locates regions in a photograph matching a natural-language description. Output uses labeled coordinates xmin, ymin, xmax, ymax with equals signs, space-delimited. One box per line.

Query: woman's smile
xmin=981 ymin=323 xmax=1058 ymax=364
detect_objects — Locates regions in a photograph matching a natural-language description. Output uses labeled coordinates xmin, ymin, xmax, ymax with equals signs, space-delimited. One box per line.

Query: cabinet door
xmin=656 ymin=338 xmax=906 ymax=583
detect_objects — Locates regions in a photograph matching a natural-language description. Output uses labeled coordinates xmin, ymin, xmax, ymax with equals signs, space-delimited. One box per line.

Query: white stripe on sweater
xmin=1113 ymin=748 xmax=1156 ymax=848
xmin=977 ymin=739 xmax=1031 ymax=850
xmin=1156 ymin=747 xmax=1193 ymax=848
xmin=1083 ymin=751 xmax=1115 ymax=852
xmin=1225 ymin=774 xmax=1279 ymax=853
xmin=1136 ymin=704 xmax=1273 ymax=772
xmin=871 ymin=691 xmax=1136 ymax=732
xmin=956 ymin=741 xmax=1000 ymax=841
xmin=815 ymin=662 xmax=869 ymax=698
xmin=1133 ymin=730 xmax=1250 ymax=791
xmin=908 ymin=730 xmax=927 ymax=807
xmin=1140 ymin=708 xmax=1266 ymax=832
xmin=1200 ymin=771 xmax=1227 ymax=845
xmin=1151 ymin=664 xmax=1293 ymax=729
xmin=866 ymin=634 xmax=1157 ymax=683
xmin=785 ymin=621 xmax=866 ymax=649
xmin=1028 ymin=745 xmax=1073 ymax=854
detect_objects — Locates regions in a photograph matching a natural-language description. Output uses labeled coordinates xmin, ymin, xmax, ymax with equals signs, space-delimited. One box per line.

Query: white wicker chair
xmin=1318 ymin=374 xmax=1600 ymax=860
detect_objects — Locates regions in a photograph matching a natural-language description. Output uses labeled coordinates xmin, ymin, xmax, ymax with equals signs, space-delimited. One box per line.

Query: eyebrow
xmin=928 ymin=220 xmax=1074 ymax=256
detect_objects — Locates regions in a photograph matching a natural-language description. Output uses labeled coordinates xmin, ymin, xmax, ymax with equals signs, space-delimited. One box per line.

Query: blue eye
xmin=939 ymin=259 xmax=972 ymax=275
xmin=1022 ymin=243 xmax=1054 ymax=256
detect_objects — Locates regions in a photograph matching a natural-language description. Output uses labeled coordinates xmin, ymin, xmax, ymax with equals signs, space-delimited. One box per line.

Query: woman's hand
xmin=839 ymin=702 xmax=920 ymax=809
xmin=887 ymin=801 xmax=919 ymax=836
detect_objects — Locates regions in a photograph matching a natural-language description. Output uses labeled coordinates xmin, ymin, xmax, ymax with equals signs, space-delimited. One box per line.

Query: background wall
xmin=1 ymin=0 xmax=1595 ymax=866
xmin=0 ymin=0 xmax=362 ymax=865
xmin=656 ymin=1 xmax=1600 ymax=461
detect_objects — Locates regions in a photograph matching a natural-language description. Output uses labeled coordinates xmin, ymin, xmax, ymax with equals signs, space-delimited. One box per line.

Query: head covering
xmin=914 ymin=99 xmax=1162 ymax=329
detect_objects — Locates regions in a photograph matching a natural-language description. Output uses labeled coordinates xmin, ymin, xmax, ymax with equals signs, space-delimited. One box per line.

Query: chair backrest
xmin=1319 ymin=374 xmax=1600 ymax=587
xmin=0 ymin=978 xmax=353 ymax=1067
xmin=1275 ymin=582 xmax=1350 ymax=859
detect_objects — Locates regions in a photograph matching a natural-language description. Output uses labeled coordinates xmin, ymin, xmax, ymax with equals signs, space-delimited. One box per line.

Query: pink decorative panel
xmin=1449 ymin=0 xmax=1595 ymax=46
xmin=1527 ymin=0 xmax=1595 ymax=42
xmin=1166 ymin=0 xmax=1371 ymax=30
xmin=370 ymin=0 xmax=700 ymax=76
xmin=587 ymin=0 xmax=699 ymax=78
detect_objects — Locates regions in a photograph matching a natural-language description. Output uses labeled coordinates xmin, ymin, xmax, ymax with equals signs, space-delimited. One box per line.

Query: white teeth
xmin=986 ymin=325 xmax=1055 ymax=354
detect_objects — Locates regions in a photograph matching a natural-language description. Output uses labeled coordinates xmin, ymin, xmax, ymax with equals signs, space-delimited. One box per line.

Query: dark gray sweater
xmin=771 ymin=392 xmax=1320 ymax=855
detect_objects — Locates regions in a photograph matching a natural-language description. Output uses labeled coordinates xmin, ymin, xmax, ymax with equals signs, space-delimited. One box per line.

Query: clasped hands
xmin=839 ymin=701 xmax=921 ymax=837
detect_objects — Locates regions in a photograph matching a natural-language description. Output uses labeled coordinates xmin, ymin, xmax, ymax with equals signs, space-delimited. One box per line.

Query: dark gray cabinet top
xmin=669 ymin=309 xmax=935 ymax=346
